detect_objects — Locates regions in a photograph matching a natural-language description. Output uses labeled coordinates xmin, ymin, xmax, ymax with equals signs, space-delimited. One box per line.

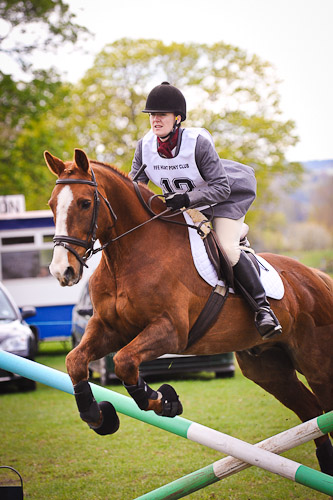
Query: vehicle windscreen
xmin=0 ymin=290 xmax=17 ymax=322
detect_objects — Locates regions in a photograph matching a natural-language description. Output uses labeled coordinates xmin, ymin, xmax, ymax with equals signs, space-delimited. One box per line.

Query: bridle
xmin=53 ymin=168 xmax=171 ymax=270
xmin=53 ymin=166 xmax=212 ymax=270
xmin=53 ymin=168 xmax=116 ymax=269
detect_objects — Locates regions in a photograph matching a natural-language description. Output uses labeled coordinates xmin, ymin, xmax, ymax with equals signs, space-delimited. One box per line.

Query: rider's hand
xmin=165 ymin=193 xmax=190 ymax=210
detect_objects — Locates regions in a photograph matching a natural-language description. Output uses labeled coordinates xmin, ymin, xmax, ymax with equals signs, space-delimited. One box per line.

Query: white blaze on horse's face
xmin=49 ymin=185 xmax=76 ymax=285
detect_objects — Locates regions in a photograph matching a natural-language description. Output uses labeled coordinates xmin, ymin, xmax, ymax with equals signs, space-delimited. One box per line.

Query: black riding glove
xmin=165 ymin=193 xmax=190 ymax=210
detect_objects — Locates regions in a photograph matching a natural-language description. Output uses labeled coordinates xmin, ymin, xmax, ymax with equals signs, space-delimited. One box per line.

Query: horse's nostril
xmin=64 ymin=266 xmax=74 ymax=282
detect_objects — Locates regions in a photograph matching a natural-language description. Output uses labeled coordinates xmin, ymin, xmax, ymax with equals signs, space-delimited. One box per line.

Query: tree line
xmin=0 ymin=1 xmax=304 ymax=221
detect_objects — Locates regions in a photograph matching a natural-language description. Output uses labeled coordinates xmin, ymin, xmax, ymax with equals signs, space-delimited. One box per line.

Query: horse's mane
xmin=90 ymin=159 xmax=156 ymax=198
xmin=91 ymin=159 xmax=129 ymax=180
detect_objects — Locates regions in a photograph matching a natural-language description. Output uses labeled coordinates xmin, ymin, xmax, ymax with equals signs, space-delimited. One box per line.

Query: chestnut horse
xmin=45 ymin=149 xmax=333 ymax=475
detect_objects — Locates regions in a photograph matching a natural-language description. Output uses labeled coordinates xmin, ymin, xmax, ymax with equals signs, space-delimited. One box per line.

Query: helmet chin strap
xmin=159 ymin=116 xmax=181 ymax=141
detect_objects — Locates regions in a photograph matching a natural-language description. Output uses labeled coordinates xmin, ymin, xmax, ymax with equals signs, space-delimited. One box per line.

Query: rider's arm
xmin=187 ymin=135 xmax=231 ymax=207
xmin=130 ymin=140 xmax=150 ymax=184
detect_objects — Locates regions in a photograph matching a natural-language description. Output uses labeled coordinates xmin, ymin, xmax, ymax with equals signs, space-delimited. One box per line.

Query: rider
xmin=130 ymin=81 xmax=282 ymax=339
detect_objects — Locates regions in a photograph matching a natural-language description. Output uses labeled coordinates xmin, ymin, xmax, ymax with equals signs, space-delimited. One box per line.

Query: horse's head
xmin=45 ymin=148 xmax=102 ymax=286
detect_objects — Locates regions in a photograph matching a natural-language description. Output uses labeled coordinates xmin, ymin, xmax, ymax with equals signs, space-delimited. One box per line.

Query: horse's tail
xmin=310 ymin=267 xmax=333 ymax=293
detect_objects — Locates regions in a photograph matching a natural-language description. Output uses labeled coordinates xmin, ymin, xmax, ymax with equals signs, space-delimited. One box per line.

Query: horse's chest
xmin=110 ymin=291 xmax=140 ymax=330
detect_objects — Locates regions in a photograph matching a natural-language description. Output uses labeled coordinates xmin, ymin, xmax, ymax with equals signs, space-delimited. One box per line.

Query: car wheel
xmin=29 ymin=328 xmax=39 ymax=357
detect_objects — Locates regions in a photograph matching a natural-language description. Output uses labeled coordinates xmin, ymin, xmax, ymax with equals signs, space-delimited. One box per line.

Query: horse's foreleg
xmin=124 ymin=374 xmax=183 ymax=417
xmin=66 ymin=318 xmax=123 ymax=435
xmin=113 ymin=315 xmax=186 ymax=417
xmin=66 ymin=317 xmax=122 ymax=384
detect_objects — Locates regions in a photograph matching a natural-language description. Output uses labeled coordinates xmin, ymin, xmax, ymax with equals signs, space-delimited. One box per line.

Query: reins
xmin=53 ymin=166 xmax=213 ymax=269
xmin=132 ymin=181 xmax=213 ymax=237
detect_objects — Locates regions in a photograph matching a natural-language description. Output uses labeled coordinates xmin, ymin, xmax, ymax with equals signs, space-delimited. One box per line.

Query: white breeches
xmin=213 ymin=216 xmax=245 ymax=267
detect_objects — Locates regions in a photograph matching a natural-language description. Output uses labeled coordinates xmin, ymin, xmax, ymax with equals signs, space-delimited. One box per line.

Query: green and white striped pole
xmin=135 ymin=411 xmax=333 ymax=499
xmin=0 ymin=351 xmax=332 ymax=497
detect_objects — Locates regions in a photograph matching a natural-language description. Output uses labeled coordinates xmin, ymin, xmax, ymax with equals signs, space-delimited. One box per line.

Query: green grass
xmin=0 ymin=343 xmax=330 ymax=499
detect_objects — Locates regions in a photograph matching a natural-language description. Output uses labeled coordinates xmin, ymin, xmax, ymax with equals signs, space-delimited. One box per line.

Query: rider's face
xmin=149 ymin=113 xmax=177 ymax=140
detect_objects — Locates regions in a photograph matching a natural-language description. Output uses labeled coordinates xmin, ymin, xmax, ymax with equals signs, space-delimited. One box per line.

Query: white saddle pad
xmin=183 ymin=212 xmax=284 ymax=300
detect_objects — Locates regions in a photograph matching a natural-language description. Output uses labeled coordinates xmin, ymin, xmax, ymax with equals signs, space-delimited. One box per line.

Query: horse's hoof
xmin=156 ymin=384 xmax=183 ymax=417
xmin=316 ymin=439 xmax=333 ymax=476
xmin=90 ymin=401 xmax=120 ymax=435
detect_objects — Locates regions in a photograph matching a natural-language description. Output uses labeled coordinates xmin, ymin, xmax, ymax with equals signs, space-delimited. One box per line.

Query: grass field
xmin=0 ymin=342 xmax=330 ymax=499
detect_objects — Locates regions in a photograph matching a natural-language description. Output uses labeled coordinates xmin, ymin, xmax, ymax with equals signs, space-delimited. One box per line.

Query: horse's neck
xmin=96 ymin=165 xmax=156 ymax=243
xmin=95 ymin=165 xmax=190 ymax=276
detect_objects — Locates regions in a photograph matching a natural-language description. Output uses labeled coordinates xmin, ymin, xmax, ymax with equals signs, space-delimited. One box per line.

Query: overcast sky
xmin=3 ymin=0 xmax=333 ymax=162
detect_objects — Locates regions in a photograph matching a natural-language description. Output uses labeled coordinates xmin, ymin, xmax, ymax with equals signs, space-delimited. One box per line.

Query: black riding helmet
xmin=142 ymin=82 xmax=186 ymax=121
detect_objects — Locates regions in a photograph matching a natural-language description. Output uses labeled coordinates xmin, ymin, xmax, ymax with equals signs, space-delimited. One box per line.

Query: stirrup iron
xmin=255 ymin=307 xmax=282 ymax=339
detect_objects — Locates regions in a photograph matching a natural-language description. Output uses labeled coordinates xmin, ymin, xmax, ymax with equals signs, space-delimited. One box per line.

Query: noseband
xmin=53 ymin=168 xmax=117 ymax=269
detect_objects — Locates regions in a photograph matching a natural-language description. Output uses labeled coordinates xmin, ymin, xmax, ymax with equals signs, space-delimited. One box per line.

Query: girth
xmin=186 ymin=230 xmax=233 ymax=349
xmin=186 ymin=283 xmax=229 ymax=349
xmin=186 ymin=235 xmax=261 ymax=349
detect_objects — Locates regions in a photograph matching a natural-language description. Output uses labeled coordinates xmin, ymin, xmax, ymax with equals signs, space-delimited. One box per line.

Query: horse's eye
xmin=81 ymin=200 xmax=91 ymax=210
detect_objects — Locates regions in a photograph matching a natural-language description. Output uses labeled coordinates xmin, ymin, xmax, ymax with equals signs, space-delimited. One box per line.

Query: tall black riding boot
xmin=233 ymin=252 xmax=282 ymax=339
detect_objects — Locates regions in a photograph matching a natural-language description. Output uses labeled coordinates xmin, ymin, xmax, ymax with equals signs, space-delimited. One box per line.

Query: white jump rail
xmin=0 ymin=350 xmax=332 ymax=498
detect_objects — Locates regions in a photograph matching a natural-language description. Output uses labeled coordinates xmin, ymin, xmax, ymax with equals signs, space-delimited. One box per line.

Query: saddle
xmin=186 ymin=218 xmax=255 ymax=349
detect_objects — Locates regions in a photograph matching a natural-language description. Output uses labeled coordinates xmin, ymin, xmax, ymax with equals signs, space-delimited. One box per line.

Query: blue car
xmin=71 ymin=282 xmax=235 ymax=385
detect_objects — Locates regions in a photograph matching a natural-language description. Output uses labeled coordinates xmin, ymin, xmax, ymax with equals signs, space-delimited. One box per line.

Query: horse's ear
xmin=74 ymin=149 xmax=90 ymax=173
xmin=44 ymin=151 xmax=66 ymax=177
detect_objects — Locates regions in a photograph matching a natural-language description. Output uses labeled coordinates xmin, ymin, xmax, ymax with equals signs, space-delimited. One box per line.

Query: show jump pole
xmin=1 ymin=351 xmax=332 ymax=498
xmin=136 ymin=412 xmax=333 ymax=499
